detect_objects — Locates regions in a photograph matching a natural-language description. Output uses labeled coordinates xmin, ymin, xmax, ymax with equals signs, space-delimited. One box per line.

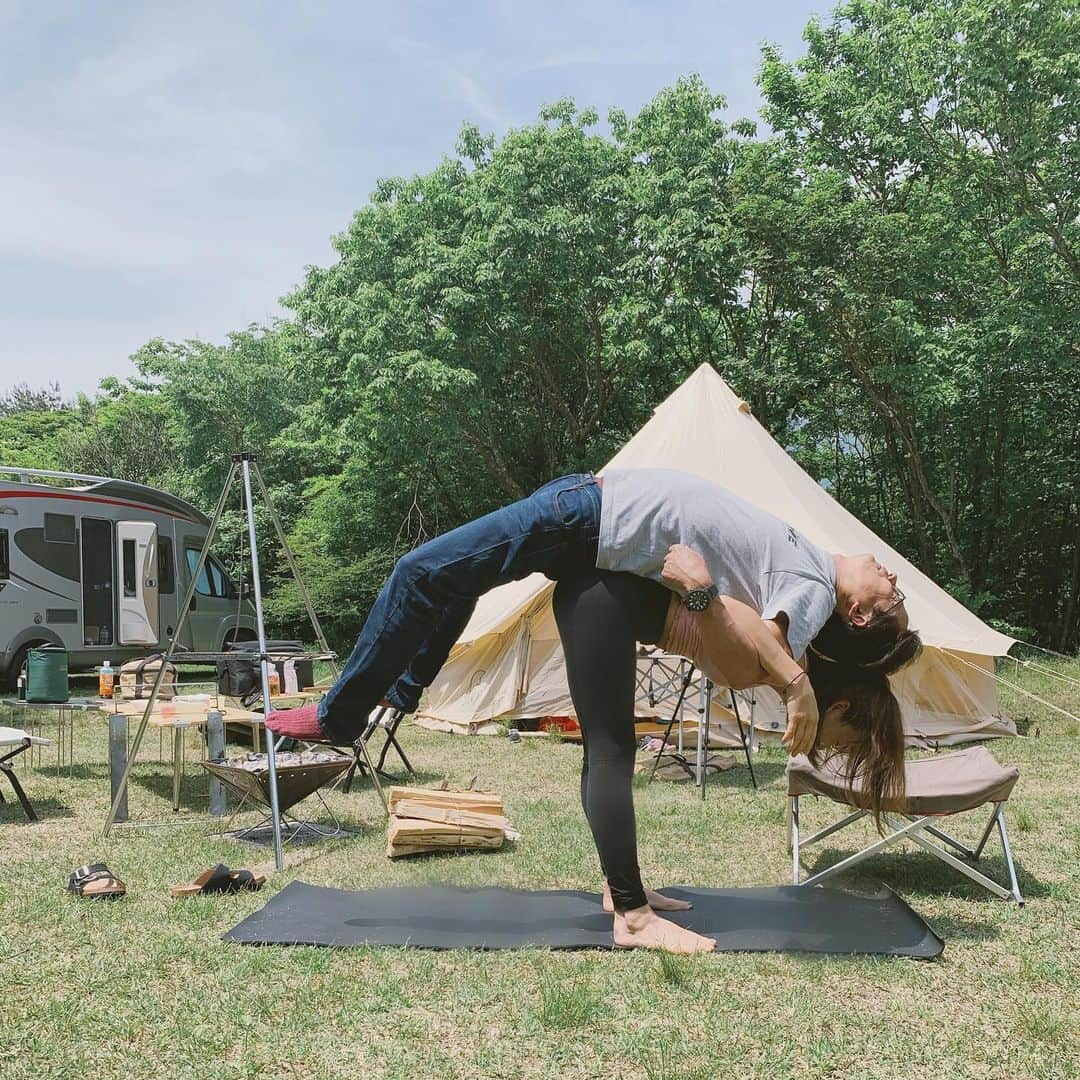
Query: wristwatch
xmin=683 ymin=583 xmax=719 ymax=612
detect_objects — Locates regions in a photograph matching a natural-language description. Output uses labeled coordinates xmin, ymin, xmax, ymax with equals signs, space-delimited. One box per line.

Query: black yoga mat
xmin=224 ymin=881 xmax=943 ymax=958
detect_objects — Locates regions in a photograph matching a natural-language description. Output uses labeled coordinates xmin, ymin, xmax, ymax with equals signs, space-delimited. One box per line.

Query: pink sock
xmin=265 ymin=702 xmax=324 ymax=740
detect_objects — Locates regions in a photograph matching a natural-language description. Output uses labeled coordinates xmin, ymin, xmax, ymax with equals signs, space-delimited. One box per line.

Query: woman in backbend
xmin=268 ymin=469 xmax=921 ymax=951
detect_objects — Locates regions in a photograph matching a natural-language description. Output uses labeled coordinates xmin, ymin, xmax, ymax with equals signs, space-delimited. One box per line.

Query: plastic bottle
xmin=267 ymin=669 xmax=281 ymax=697
xmin=99 ymin=659 xmax=115 ymax=700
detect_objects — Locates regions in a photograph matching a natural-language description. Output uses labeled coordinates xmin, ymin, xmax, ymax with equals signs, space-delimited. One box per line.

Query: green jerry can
xmin=26 ymin=645 xmax=70 ymax=704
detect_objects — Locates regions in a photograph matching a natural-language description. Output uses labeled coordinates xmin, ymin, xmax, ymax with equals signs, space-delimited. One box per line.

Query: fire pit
xmin=202 ymin=750 xmax=352 ymax=842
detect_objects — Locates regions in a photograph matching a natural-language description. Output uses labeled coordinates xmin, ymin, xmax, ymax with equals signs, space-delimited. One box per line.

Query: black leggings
xmin=551 ymin=571 xmax=671 ymax=912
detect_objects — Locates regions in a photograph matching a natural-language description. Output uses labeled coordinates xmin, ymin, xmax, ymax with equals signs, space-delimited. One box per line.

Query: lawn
xmin=1 ymin=660 xmax=1077 ymax=1080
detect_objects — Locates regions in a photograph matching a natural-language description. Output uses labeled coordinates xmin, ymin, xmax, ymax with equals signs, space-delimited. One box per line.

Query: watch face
xmin=685 ymin=585 xmax=716 ymax=612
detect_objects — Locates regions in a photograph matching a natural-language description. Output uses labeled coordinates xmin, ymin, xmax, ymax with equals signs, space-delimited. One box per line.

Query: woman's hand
xmin=661 ymin=544 xmax=713 ymax=595
xmin=781 ymin=677 xmax=819 ymax=757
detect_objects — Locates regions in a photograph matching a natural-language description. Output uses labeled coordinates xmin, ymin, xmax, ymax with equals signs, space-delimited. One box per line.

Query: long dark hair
xmin=807 ymin=652 xmax=907 ymax=830
xmin=811 ymin=611 xmax=923 ymax=676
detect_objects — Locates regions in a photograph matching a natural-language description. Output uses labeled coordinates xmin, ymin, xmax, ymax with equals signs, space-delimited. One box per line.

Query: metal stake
xmin=239 ymin=455 xmax=285 ymax=869
xmin=251 ymin=461 xmax=386 ymax=814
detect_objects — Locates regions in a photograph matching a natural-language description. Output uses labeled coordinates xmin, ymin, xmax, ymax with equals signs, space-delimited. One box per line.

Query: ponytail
xmin=807 ymin=652 xmax=907 ymax=831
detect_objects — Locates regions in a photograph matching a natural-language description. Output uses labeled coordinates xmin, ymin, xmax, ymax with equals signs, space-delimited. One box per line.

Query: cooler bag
xmin=26 ymin=645 xmax=70 ymax=703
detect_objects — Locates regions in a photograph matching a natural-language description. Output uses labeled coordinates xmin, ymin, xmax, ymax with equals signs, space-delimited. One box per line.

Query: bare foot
xmin=602 ymin=881 xmax=692 ymax=913
xmin=612 ymin=905 xmax=715 ymax=954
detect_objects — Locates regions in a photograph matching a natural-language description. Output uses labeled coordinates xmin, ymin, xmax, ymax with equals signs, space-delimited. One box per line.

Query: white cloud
xmin=0 ymin=0 xmax=820 ymax=394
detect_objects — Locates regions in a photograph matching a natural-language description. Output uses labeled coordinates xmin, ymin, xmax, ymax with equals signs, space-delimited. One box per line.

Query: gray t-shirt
xmin=596 ymin=468 xmax=837 ymax=661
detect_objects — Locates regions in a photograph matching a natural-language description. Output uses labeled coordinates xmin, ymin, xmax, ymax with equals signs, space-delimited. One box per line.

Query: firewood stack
xmin=386 ymin=782 xmax=515 ymax=858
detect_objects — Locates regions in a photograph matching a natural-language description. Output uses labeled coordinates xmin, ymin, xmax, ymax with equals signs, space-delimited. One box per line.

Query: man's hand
xmin=661 ymin=544 xmax=713 ymax=595
xmin=781 ymin=677 xmax=819 ymax=757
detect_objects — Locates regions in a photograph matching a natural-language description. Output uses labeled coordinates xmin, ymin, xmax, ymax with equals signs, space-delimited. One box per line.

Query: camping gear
xmin=202 ymin=751 xmax=351 ymax=813
xmin=0 ymin=726 xmax=51 ymax=820
xmin=639 ymin=752 xmax=736 ymax=782
xmin=66 ymin=863 xmax=126 ymax=899
xmin=25 ymin=645 xmax=69 ymax=704
xmin=788 ymin=747 xmax=1023 ymax=903
xmin=386 ymin=783 xmax=512 ymax=857
xmin=202 ymin=749 xmax=352 ymax=842
xmin=118 ymin=654 xmax=177 ymax=700
xmin=341 ymin=706 xmax=414 ymax=790
xmin=217 ymin=640 xmax=313 ymax=708
xmin=170 ymin=863 xmax=266 ymax=897
xmin=419 ymin=364 xmax=1018 ymax=746
xmin=223 ymin=881 xmax=943 ymax=958
xmin=103 ymin=453 xmax=384 ymax=879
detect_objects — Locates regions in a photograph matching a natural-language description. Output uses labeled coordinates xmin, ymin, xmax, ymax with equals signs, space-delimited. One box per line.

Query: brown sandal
xmin=67 ymin=863 xmax=127 ymax=900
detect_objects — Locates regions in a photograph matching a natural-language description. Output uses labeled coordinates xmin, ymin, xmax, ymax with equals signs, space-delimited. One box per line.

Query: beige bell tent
xmin=417 ymin=364 xmax=1016 ymax=745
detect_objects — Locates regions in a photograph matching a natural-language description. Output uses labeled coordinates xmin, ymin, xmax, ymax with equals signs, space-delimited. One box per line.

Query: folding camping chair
xmin=787 ymin=746 xmax=1023 ymax=904
xmin=644 ymin=661 xmax=757 ymax=793
xmin=0 ymin=727 xmax=51 ymax=821
xmin=342 ymin=705 xmax=414 ymax=791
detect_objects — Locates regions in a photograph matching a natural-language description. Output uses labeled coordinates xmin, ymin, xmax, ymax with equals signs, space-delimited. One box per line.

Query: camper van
xmin=0 ymin=466 xmax=258 ymax=688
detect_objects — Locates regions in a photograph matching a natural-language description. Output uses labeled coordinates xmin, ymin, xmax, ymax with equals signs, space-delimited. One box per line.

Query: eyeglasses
xmin=880 ymin=586 xmax=906 ymax=616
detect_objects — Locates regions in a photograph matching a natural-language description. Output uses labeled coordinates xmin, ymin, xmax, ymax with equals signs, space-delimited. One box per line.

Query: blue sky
xmin=0 ymin=0 xmax=823 ymax=397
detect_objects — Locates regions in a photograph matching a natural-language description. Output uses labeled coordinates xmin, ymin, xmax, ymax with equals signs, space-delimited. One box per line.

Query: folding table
xmin=0 ymin=726 xmax=51 ymax=820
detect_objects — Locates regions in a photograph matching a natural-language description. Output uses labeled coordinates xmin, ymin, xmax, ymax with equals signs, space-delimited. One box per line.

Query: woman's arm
xmin=660 ymin=544 xmax=819 ymax=755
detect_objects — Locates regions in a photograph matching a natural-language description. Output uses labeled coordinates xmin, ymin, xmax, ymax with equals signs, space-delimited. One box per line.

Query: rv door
xmin=117 ymin=522 xmax=160 ymax=645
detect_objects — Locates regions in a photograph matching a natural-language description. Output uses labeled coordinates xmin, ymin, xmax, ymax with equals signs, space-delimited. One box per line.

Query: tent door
xmin=117 ymin=522 xmax=159 ymax=645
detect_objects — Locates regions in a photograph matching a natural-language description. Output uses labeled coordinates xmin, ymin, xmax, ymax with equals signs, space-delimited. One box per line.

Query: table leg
xmin=108 ymin=714 xmax=128 ymax=823
xmin=0 ymin=745 xmax=37 ymax=821
xmin=173 ymin=726 xmax=182 ymax=811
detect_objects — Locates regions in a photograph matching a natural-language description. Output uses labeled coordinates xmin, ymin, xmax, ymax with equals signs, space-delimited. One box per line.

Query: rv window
xmin=122 ymin=539 xmax=137 ymax=597
xmin=158 ymin=536 xmax=175 ymax=594
xmin=185 ymin=547 xmax=229 ymax=598
xmin=0 ymin=529 xmax=8 ymax=580
xmin=44 ymin=513 xmax=76 ymax=544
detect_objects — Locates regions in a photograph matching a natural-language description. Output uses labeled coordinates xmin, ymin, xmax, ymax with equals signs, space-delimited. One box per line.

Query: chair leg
xmin=913 ymin=819 xmax=977 ymax=859
xmin=996 ymin=811 xmax=1024 ymax=905
xmin=800 ymin=816 xmax=928 ymax=888
xmin=0 ymin=761 xmax=37 ymax=821
xmin=728 ymin=689 xmax=757 ymax=790
xmin=973 ymin=803 xmax=1003 ymax=859
xmin=790 ymin=797 xmax=800 ymax=883
xmin=377 ymin=727 xmax=414 ymax=775
xmin=882 ymin=813 xmax=1016 ymax=902
xmin=341 ymin=748 xmax=361 ymax=794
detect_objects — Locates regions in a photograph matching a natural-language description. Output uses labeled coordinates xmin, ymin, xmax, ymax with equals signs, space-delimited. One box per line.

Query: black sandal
xmin=67 ymin=863 xmax=127 ymax=900
xmin=171 ymin=864 xmax=265 ymax=897
xmin=229 ymin=869 xmax=266 ymax=892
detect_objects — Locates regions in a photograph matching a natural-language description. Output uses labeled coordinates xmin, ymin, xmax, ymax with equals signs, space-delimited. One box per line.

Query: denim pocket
xmin=552 ymin=476 xmax=596 ymax=527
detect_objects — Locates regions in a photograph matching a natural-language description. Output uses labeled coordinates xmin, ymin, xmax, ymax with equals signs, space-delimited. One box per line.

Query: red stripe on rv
xmin=0 ymin=489 xmax=201 ymax=524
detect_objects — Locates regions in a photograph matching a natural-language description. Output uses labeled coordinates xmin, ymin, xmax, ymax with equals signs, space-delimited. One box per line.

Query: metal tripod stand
xmin=102 ymin=452 xmax=387 ymax=870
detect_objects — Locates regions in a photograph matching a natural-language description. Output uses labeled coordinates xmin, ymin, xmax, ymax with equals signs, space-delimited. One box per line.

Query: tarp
xmin=419 ymin=364 xmax=1016 ymax=744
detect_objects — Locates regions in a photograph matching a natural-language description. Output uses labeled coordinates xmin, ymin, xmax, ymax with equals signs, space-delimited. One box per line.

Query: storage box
xmin=119 ymin=655 xmax=177 ymax=700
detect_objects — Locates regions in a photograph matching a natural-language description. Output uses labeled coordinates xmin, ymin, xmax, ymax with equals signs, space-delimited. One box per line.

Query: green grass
xmin=1 ymin=661 xmax=1079 ymax=1080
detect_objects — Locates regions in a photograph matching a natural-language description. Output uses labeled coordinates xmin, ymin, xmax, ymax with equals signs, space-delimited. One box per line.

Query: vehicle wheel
xmin=222 ymin=629 xmax=256 ymax=652
xmin=4 ymin=642 xmax=46 ymax=692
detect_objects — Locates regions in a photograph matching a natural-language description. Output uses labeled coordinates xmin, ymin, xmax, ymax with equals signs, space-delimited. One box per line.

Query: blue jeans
xmin=318 ymin=474 xmax=602 ymax=741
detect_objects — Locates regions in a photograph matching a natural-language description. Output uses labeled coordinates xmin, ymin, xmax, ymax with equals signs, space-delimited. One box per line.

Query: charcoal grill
xmin=202 ymin=753 xmax=352 ymax=842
